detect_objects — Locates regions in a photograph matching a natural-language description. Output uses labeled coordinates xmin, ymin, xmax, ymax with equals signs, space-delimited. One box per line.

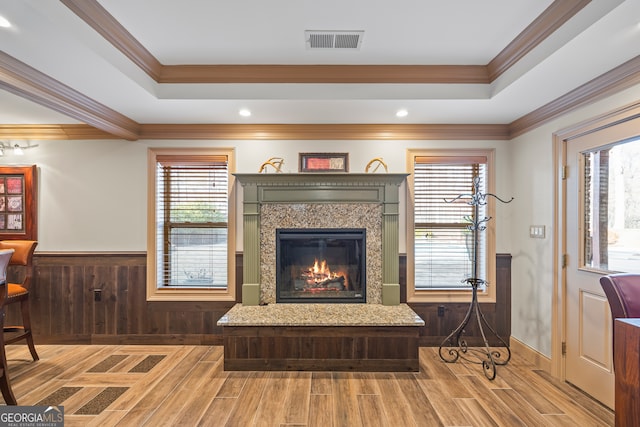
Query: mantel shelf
xmin=234 ymin=173 xmax=409 ymax=186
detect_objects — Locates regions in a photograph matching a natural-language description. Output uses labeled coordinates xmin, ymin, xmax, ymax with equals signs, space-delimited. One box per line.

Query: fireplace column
xmin=240 ymin=181 xmax=261 ymax=305
xmin=382 ymin=180 xmax=401 ymax=305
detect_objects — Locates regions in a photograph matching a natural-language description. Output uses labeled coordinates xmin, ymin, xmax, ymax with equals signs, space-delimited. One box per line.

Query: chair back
xmin=0 ymin=241 xmax=37 ymax=267
xmin=600 ymin=273 xmax=640 ymax=319
xmin=0 ymin=249 xmax=15 ymax=288
xmin=0 ymin=241 xmax=37 ymax=289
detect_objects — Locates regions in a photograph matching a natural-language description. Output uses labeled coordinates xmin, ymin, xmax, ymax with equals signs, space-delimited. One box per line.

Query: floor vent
xmin=305 ymin=30 xmax=364 ymax=49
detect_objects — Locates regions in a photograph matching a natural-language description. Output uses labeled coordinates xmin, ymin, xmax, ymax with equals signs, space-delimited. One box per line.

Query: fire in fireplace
xmin=276 ymin=228 xmax=366 ymax=303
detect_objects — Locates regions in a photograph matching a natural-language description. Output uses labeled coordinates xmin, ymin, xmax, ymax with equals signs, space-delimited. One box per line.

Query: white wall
xmin=0 ymin=138 xmax=511 ymax=253
xmin=509 ymin=84 xmax=640 ymax=357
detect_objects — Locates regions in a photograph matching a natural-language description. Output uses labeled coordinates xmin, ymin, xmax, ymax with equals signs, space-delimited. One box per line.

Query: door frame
xmin=552 ymin=100 xmax=640 ymax=380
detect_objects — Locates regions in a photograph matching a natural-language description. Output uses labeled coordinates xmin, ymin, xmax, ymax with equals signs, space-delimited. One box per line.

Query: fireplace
xmin=276 ymin=228 xmax=366 ymax=303
xmin=234 ymin=173 xmax=407 ymax=305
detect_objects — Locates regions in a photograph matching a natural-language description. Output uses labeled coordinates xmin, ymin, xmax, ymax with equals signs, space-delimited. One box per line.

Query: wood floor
xmin=2 ymin=344 xmax=613 ymax=426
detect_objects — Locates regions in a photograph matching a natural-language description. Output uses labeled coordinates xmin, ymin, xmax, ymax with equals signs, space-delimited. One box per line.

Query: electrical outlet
xmin=94 ymin=289 xmax=102 ymax=302
xmin=437 ymin=305 xmax=445 ymax=317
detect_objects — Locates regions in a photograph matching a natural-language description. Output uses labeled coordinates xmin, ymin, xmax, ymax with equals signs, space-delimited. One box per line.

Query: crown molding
xmin=0 ymin=124 xmax=510 ymax=141
xmin=159 ymin=64 xmax=489 ymax=84
xmin=509 ymin=55 xmax=640 ymax=138
xmin=487 ymin=0 xmax=591 ymax=80
xmin=1 ymin=1 xmax=632 ymax=141
xmin=60 ymin=0 xmax=162 ymax=81
xmin=1 ymin=51 xmax=637 ymax=142
xmin=138 ymin=123 xmax=510 ymax=140
xmin=0 ymin=51 xmax=140 ymax=141
xmin=0 ymin=124 xmax=114 ymax=140
xmin=61 ymin=0 xmax=586 ymax=85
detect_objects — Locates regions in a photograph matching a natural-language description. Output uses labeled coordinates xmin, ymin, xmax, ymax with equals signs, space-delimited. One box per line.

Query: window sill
xmin=407 ymin=288 xmax=496 ymax=303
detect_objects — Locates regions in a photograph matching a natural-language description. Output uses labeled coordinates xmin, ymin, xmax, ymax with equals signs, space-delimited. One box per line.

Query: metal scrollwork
xmin=438 ymin=175 xmax=513 ymax=380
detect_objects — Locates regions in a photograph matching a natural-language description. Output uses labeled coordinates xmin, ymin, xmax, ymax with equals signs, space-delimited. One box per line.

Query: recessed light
xmin=0 ymin=15 xmax=11 ymax=28
xmin=396 ymin=109 xmax=408 ymax=118
xmin=239 ymin=109 xmax=251 ymax=117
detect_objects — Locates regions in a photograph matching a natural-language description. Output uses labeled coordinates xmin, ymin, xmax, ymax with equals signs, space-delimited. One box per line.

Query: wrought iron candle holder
xmin=438 ymin=175 xmax=513 ymax=380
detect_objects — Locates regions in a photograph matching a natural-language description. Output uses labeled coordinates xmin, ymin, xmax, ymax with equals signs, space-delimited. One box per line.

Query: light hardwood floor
xmin=2 ymin=344 xmax=613 ymax=426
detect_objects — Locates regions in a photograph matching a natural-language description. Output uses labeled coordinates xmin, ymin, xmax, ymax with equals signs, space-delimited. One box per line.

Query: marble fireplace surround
xmin=234 ymin=173 xmax=408 ymax=306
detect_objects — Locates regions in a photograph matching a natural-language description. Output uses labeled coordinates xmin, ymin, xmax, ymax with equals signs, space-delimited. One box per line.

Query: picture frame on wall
xmin=299 ymin=152 xmax=349 ymax=172
xmin=0 ymin=165 xmax=37 ymax=240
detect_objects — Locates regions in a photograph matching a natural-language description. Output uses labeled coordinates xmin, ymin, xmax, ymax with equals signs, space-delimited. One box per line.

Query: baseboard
xmin=34 ymin=334 xmax=223 ymax=346
xmin=510 ymin=337 xmax=552 ymax=373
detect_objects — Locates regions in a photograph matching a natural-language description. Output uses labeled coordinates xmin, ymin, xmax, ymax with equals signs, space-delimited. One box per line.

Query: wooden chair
xmin=0 ymin=248 xmax=17 ymax=404
xmin=0 ymin=240 xmax=39 ymax=361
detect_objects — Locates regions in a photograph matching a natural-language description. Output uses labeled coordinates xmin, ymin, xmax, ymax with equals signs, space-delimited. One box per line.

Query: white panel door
xmin=564 ymin=116 xmax=640 ymax=409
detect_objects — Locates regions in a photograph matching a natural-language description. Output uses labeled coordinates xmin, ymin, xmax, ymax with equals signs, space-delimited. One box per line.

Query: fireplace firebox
xmin=276 ymin=228 xmax=366 ymax=303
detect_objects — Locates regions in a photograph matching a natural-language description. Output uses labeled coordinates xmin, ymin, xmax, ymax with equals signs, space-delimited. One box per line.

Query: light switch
xmin=529 ymin=225 xmax=545 ymax=238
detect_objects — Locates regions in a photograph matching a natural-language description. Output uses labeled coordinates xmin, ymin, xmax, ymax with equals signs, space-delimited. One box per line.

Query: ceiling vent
xmin=305 ymin=30 xmax=364 ymax=49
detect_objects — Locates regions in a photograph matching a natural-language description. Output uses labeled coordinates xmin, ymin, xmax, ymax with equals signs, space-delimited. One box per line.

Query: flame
xmin=313 ymin=259 xmax=331 ymax=277
xmin=297 ymin=259 xmax=348 ymax=292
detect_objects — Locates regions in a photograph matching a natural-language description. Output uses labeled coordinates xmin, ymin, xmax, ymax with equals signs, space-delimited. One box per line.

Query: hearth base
xmin=217 ymin=303 xmax=424 ymax=372
xmin=222 ymin=325 xmax=419 ymax=372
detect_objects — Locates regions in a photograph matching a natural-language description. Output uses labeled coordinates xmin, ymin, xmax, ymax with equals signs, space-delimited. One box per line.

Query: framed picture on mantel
xmin=0 ymin=165 xmax=37 ymax=241
xmin=299 ymin=152 xmax=349 ymax=172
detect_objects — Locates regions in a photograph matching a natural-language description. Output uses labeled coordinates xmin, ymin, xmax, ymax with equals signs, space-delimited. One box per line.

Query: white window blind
xmin=413 ymin=156 xmax=487 ymax=289
xmin=155 ymin=155 xmax=229 ymax=288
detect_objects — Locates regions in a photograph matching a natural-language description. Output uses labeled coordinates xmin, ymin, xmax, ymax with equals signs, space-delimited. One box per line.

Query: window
xmin=147 ymin=148 xmax=235 ymax=301
xmin=582 ymin=137 xmax=640 ymax=273
xmin=407 ymin=149 xmax=496 ymax=302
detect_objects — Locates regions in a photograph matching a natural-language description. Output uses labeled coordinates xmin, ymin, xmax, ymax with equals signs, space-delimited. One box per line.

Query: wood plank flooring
xmin=2 ymin=344 xmax=613 ymax=426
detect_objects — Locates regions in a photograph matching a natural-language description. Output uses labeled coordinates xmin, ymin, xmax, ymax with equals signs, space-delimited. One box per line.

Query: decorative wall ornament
xmin=365 ymin=157 xmax=388 ymax=173
xmin=0 ymin=165 xmax=37 ymax=240
xmin=299 ymin=153 xmax=349 ymax=172
xmin=438 ymin=175 xmax=513 ymax=380
xmin=258 ymin=157 xmax=285 ymax=173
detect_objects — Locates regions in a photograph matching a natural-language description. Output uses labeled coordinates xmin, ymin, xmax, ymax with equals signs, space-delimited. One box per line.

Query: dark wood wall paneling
xmin=7 ymin=253 xmax=510 ymax=346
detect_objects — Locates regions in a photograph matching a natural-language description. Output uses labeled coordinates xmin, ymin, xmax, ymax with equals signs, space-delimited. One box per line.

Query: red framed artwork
xmin=299 ymin=152 xmax=349 ymax=172
xmin=0 ymin=165 xmax=37 ymax=240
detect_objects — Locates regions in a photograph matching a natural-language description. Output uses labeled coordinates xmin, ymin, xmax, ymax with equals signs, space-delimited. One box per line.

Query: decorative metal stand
xmin=438 ymin=176 xmax=513 ymax=380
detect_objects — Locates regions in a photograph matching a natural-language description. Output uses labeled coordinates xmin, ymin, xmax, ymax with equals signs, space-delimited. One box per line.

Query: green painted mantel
xmin=234 ymin=173 xmax=408 ymax=306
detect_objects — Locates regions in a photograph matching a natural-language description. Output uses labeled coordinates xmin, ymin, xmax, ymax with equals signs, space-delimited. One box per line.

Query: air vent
xmin=305 ymin=30 xmax=364 ymax=50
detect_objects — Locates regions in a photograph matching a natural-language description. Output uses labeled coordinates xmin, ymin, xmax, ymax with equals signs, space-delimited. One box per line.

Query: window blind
xmin=413 ymin=157 xmax=487 ymax=289
xmin=155 ymin=156 xmax=229 ymax=288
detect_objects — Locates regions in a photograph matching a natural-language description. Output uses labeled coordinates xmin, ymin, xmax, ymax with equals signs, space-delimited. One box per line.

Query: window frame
xmin=147 ymin=147 xmax=236 ymax=302
xmin=406 ymin=148 xmax=496 ymax=303
xmin=579 ymin=137 xmax=640 ymax=274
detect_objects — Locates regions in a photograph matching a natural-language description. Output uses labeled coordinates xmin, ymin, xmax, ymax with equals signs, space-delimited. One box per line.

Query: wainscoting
xmin=7 ymin=253 xmax=510 ymax=346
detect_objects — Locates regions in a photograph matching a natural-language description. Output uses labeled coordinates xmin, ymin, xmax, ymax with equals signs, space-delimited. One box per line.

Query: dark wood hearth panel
xmin=222 ymin=326 xmax=420 ymax=371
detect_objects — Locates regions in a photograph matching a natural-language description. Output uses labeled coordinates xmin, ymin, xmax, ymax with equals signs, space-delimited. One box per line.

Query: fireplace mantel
xmin=234 ymin=173 xmax=408 ymax=305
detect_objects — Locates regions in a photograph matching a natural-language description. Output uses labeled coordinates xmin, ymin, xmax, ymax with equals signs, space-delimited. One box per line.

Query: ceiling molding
xmin=0 ymin=124 xmax=510 ymax=141
xmin=0 ymin=54 xmax=636 ymax=142
xmin=0 ymin=124 xmax=114 ymax=140
xmin=509 ymin=55 xmax=640 ymax=138
xmin=60 ymin=0 xmax=162 ymax=81
xmin=487 ymin=0 xmax=591 ymax=80
xmin=0 ymin=0 xmax=631 ymax=142
xmin=159 ymin=64 xmax=490 ymax=84
xmin=0 ymin=51 xmax=140 ymax=141
xmin=138 ymin=124 xmax=510 ymax=140
xmin=62 ymin=0 xmax=586 ymax=85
